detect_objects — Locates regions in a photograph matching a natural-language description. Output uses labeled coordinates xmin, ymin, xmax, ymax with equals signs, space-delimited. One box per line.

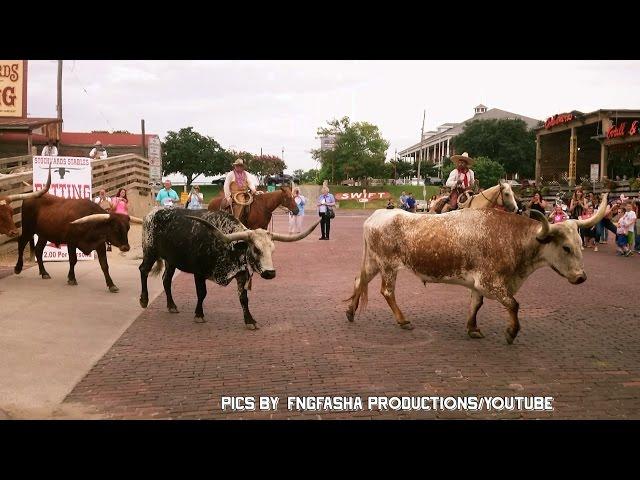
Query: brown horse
xmin=208 ymin=186 xmax=299 ymax=229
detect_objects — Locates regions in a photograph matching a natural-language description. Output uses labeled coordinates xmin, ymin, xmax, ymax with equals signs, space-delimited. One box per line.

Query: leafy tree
xmin=162 ymin=127 xmax=230 ymax=188
xmin=293 ymin=168 xmax=320 ymax=184
xmin=250 ymin=155 xmax=286 ymax=178
xmin=311 ymin=116 xmax=390 ymax=185
xmin=452 ymin=119 xmax=536 ymax=178
xmin=472 ymin=156 xmax=506 ymax=189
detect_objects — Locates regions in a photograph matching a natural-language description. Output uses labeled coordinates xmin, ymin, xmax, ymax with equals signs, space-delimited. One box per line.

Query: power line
xmin=67 ymin=62 xmax=115 ymax=132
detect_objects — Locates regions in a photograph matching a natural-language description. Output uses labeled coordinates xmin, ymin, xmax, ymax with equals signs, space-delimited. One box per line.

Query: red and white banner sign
xmin=33 ymin=156 xmax=94 ymax=262
xmin=335 ymin=191 xmax=391 ymax=201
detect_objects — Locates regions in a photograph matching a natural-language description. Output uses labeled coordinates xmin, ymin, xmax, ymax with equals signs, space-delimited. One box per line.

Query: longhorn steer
xmin=139 ymin=208 xmax=319 ymax=327
xmin=14 ymin=187 xmax=143 ymax=292
xmin=346 ymin=194 xmax=608 ymax=343
xmin=0 ymin=169 xmax=52 ymax=237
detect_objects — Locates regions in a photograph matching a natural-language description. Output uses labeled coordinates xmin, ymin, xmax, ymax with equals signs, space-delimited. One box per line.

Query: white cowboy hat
xmin=450 ymin=152 xmax=474 ymax=166
xmin=233 ymin=158 xmax=245 ymax=167
xmin=94 ymin=140 xmax=102 ymax=146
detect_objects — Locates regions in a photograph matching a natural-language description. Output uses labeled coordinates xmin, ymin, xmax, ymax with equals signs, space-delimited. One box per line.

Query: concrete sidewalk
xmin=0 ymin=251 xmax=164 ymax=419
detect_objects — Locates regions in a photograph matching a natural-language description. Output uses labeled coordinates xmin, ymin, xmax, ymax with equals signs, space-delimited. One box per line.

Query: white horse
xmin=429 ymin=181 xmax=519 ymax=213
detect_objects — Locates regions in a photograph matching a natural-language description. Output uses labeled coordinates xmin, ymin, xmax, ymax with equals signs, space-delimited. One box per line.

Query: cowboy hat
xmin=451 ymin=152 xmax=474 ymax=166
xmin=232 ymin=158 xmax=245 ymax=167
xmin=94 ymin=140 xmax=102 ymax=146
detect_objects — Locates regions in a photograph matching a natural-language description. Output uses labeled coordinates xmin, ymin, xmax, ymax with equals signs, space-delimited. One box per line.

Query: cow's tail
xmin=150 ymin=259 xmax=164 ymax=276
xmin=345 ymin=231 xmax=370 ymax=314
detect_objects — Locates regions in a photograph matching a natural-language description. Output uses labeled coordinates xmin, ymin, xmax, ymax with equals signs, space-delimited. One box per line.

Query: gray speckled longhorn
xmin=139 ymin=207 xmax=319 ymax=328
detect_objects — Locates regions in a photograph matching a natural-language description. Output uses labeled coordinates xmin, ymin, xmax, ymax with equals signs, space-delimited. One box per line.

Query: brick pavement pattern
xmin=64 ymin=212 xmax=640 ymax=419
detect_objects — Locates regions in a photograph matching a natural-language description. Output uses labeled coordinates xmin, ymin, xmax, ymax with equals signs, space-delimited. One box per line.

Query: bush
xmin=540 ymin=186 xmax=550 ymax=196
xmin=630 ymin=178 xmax=640 ymax=192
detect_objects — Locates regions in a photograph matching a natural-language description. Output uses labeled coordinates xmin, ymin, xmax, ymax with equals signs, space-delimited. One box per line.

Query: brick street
xmin=64 ymin=212 xmax=640 ymax=419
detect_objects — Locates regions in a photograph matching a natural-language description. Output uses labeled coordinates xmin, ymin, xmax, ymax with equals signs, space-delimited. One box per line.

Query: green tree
xmin=452 ymin=119 xmax=536 ymax=178
xmin=472 ymin=156 xmax=506 ymax=189
xmin=311 ymin=117 xmax=390 ymax=185
xmin=293 ymin=168 xmax=320 ymax=184
xmin=162 ymin=127 xmax=230 ymax=188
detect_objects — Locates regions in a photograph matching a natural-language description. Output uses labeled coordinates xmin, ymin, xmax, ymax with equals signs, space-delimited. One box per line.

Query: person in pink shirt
xmin=548 ymin=204 xmax=568 ymax=224
xmin=111 ymin=188 xmax=129 ymax=216
xmin=579 ymin=205 xmax=598 ymax=251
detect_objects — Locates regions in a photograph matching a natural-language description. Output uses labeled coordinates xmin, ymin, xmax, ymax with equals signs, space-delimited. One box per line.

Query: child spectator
xmin=549 ymin=204 xmax=568 ymax=224
xmin=615 ymin=202 xmax=637 ymax=256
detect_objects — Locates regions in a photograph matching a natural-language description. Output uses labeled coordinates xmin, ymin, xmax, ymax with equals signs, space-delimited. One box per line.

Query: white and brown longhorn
xmin=347 ymin=193 xmax=608 ymax=344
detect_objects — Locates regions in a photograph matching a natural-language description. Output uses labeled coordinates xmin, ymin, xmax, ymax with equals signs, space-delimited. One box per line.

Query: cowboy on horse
xmin=222 ymin=158 xmax=258 ymax=222
xmin=445 ymin=152 xmax=476 ymax=210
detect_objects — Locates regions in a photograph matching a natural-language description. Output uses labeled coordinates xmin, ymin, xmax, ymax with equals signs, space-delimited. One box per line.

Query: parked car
xmin=415 ymin=200 xmax=429 ymax=212
xmin=264 ymin=173 xmax=299 ymax=185
xmin=211 ymin=176 xmax=225 ymax=186
xmin=425 ymin=177 xmax=443 ymax=186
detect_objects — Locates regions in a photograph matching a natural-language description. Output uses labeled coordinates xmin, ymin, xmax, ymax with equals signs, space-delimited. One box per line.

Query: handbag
xmin=326 ymin=206 xmax=335 ymax=219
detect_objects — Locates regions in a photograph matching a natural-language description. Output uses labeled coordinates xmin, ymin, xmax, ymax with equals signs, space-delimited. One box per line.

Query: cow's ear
xmin=232 ymin=241 xmax=248 ymax=252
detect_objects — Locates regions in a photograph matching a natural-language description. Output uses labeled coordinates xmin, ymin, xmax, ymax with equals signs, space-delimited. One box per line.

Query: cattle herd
xmin=0 ymin=170 xmax=609 ymax=344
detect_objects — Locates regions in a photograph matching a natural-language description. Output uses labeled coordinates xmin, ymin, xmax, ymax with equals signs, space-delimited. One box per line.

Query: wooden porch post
xmin=568 ymin=127 xmax=577 ymax=186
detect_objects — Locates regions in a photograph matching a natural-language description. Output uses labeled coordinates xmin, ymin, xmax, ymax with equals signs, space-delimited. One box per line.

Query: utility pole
xmin=141 ymin=119 xmax=147 ymax=157
xmin=56 ymin=60 xmax=63 ymax=140
xmin=417 ymin=109 xmax=425 ymax=187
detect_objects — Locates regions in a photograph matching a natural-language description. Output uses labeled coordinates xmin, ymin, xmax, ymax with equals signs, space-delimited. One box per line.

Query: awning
xmin=0 ymin=117 xmax=62 ymax=132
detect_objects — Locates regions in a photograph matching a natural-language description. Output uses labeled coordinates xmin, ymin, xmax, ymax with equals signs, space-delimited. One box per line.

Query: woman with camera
xmin=187 ymin=185 xmax=204 ymax=210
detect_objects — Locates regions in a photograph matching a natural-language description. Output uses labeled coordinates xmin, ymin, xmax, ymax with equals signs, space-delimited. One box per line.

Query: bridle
xmin=478 ymin=183 xmax=505 ymax=208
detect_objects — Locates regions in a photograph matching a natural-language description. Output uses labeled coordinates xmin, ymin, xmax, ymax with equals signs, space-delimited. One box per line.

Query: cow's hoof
xmin=42 ymin=274 xmax=51 ymax=280
xmin=68 ymin=279 xmax=78 ymax=286
xmin=139 ymin=298 xmax=148 ymax=308
xmin=194 ymin=316 xmax=206 ymax=324
xmin=468 ymin=329 xmax=485 ymax=339
xmin=346 ymin=310 xmax=354 ymax=322
xmin=245 ymin=323 xmax=258 ymax=330
xmin=504 ymin=329 xmax=516 ymax=345
xmin=399 ymin=322 xmax=414 ymax=330
xmin=168 ymin=306 xmax=179 ymax=314
xmin=109 ymin=285 xmax=119 ymax=293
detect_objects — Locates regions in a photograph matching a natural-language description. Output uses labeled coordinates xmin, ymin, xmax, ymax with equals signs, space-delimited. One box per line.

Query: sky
xmin=27 ymin=60 xmax=640 ymax=174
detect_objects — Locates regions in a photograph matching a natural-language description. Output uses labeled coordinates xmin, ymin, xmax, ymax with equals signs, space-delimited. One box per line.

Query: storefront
xmin=535 ymin=109 xmax=640 ymax=185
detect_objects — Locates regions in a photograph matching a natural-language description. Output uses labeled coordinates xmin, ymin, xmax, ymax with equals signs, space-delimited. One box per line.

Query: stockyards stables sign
xmin=33 ymin=156 xmax=94 ymax=261
xmin=0 ymin=60 xmax=27 ymax=117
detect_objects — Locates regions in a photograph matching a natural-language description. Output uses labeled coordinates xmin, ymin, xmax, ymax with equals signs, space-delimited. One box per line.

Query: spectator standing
xmin=89 ymin=140 xmax=108 ymax=159
xmin=187 ymin=185 xmax=204 ymax=210
xmin=94 ymin=189 xmax=112 ymax=251
xmin=156 ymin=179 xmax=180 ymax=207
xmin=111 ymin=188 xmax=129 ymax=215
xmin=528 ymin=191 xmax=547 ymax=215
xmin=288 ymin=187 xmax=306 ymax=234
xmin=615 ymin=201 xmax=637 ymax=256
xmin=317 ymin=185 xmax=336 ymax=240
xmin=579 ymin=205 xmax=598 ymax=251
xmin=41 ymin=139 xmax=58 ymax=156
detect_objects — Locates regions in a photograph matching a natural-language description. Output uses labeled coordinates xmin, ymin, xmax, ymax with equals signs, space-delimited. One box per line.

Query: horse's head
xmin=278 ymin=186 xmax=299 ymax=214
xmin=498 ymin=181 xmax=519 ymax=212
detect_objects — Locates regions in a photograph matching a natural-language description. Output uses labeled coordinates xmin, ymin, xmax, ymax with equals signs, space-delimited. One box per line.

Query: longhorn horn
xmin=270 ymin=219 xmax=321 ymax=242
xmin=71 ymin=213 xmax=111 ymax=225
xmin=128 ymin=216 xmax=144 ymax=224
xmin=574 ymin=193 xmax=608 ymax=229
xmin=185 ymin=215 xmax=251 ymax=244
xmin=7 ymin=162 xmax=52 ymax=201
xmin=529 ymin=209 xmax=552 ymax=241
